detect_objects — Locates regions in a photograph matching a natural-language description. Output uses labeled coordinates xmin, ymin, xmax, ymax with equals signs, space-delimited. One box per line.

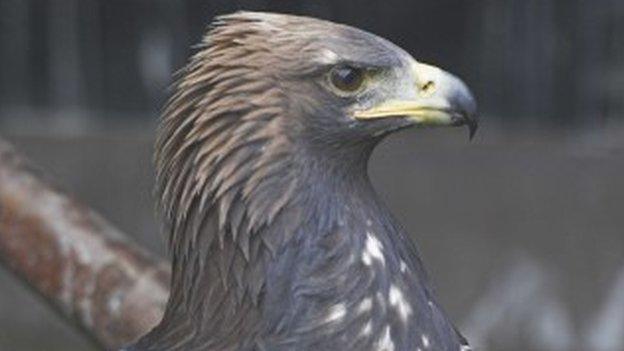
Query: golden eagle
xmin=126 ymin=11 xmax=477 ymax=351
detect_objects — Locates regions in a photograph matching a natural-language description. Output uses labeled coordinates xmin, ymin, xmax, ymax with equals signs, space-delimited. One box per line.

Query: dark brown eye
xmin=329 ymin=65 xmax=366 ymax=93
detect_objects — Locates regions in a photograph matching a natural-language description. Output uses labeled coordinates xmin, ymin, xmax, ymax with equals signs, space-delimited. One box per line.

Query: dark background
xmin=0 ymin=1 xmax=623 ymax=350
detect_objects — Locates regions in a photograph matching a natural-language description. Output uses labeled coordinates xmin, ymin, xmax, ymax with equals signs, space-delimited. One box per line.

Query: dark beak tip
xmin=467 ymin=119 xmax=478 ymax=141
xmin=452 ymin=111 xmax=478 ymax=141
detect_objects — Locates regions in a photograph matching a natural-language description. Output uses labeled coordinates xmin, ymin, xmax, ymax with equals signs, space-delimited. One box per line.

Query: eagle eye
xmin=328 ymin=65 xmax=366 ymax=94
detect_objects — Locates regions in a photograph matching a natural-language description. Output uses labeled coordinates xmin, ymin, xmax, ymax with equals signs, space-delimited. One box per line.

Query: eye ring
xmin=328 ymin=65 xmax=366 ymax=95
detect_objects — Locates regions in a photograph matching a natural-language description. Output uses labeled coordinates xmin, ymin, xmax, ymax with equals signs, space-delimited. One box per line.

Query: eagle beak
xmin=353 ymin=61 xmax=478 ymax=139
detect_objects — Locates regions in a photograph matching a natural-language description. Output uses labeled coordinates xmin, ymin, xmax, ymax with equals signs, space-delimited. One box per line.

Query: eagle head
xmin=138 ymin=11 xmax=477 ymax=351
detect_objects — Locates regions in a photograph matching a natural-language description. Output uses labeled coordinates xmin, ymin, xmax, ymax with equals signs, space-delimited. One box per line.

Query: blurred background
xmin=0 ymin=0 xmax=623 ymax=350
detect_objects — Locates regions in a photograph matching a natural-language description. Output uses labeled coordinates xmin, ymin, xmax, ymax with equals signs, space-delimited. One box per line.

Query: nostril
xmin=419 ymin=80 xmax=436 ymax=96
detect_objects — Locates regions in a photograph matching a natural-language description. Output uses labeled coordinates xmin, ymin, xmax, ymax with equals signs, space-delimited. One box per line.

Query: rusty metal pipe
xmin=0 ymin=139 xmax=169 ymax=350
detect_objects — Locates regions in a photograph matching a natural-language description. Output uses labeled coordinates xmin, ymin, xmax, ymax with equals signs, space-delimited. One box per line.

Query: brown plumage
xmin=126 ymin=11 xmax=477 ymax=351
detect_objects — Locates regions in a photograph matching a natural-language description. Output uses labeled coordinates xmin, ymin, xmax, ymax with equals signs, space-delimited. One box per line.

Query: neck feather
xmin=151 ymin=124 xmax=386 ymax=345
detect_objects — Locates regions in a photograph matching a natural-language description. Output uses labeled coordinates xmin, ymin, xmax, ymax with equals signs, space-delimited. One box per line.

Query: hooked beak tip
xmin=467 ymin=118 xmax=478 ymax=141
xmin=451 ymin=112 xmax=478 ymax=141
